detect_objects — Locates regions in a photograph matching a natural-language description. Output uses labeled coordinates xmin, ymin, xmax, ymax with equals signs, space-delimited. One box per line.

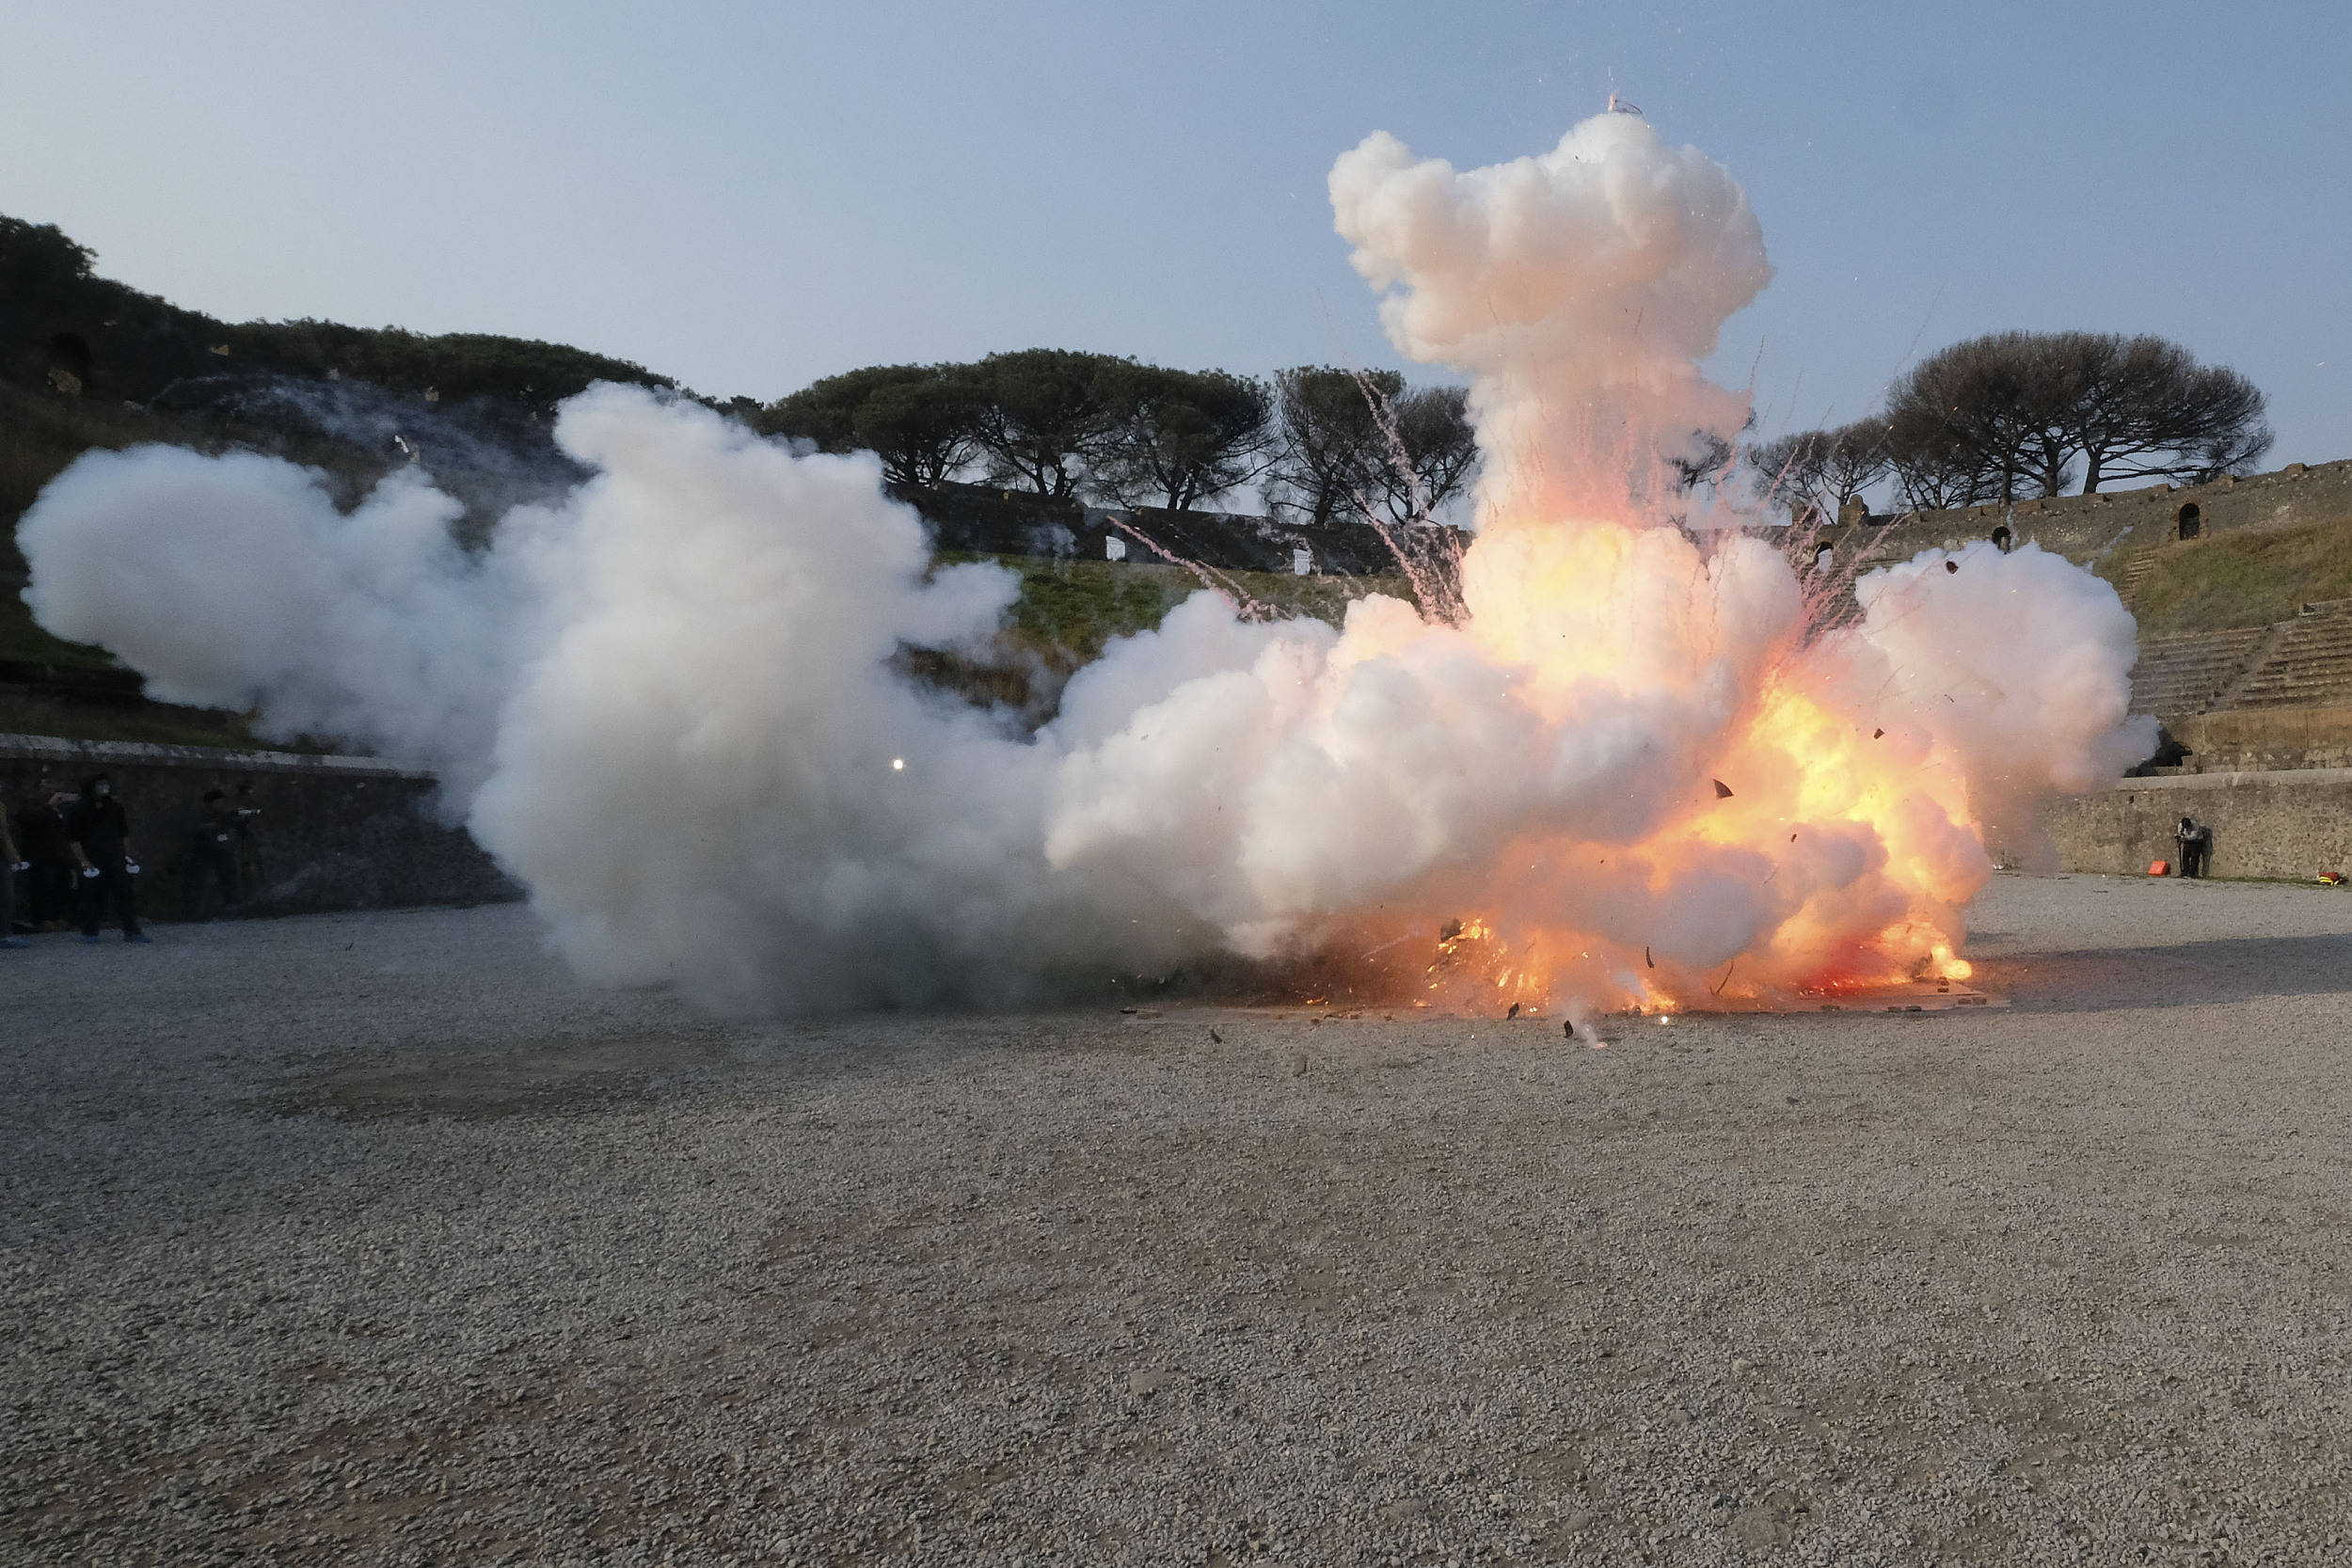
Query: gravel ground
xmin=7 ymin=873 xmax=2352 ymax=1566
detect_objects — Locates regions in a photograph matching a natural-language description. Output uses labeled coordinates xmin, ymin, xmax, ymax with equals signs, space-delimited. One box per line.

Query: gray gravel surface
xmin=7 ymin=873 xmax=2352 ymax=1565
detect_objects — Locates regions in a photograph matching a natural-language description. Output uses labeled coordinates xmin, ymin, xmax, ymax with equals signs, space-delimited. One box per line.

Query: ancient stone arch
xmin=2176 ymin=502 xmax=2201 ymax=541
xmin=45 ymin=330 xmax=90 ymax=393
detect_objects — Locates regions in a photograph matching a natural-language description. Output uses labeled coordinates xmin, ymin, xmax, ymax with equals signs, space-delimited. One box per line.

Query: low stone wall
xmin=1850 ymin=457 xmax=2352 ymax=569
xmin=2170 ymin=706 xmax=2352 ymax=772
xmin=2 ymin=734 xmax=516 ymax=924
xmin=2039 ymin=768 xmax=2352 ymax=880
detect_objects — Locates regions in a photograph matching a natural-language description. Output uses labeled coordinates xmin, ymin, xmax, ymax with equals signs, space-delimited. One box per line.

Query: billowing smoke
xmin=1329 ymin=113 xmax=1771 ymax=521
xmin=16 ymin=112 xmax=2153 ymax=1015
xmin=150 ymin=372 xmax=596 ymax=535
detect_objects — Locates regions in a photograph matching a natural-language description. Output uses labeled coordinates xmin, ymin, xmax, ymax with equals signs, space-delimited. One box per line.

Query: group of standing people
xmin=3 ymin=774 xmax=262 ymax=947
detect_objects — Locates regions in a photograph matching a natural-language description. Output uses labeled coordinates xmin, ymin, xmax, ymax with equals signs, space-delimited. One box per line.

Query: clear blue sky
xmin=4 ymin=1 xmax=2345 ymax=468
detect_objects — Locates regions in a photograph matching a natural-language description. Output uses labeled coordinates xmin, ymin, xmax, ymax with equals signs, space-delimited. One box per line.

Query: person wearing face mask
xmin=66 ymin=773 xmax=149 ymax=943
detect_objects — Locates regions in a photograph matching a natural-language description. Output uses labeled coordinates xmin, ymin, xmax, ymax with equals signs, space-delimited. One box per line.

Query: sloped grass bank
xmin=2126 ymin=516 xmax=2352 ymax=638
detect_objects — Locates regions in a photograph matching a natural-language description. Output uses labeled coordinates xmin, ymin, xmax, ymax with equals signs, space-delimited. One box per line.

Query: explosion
xmin=15 ymin=111 xmax=2153 ymax=1016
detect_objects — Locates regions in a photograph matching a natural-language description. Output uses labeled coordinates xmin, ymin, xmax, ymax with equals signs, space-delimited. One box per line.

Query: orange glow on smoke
xmin=1393 ymin=509 xmax=1993 ymax=1014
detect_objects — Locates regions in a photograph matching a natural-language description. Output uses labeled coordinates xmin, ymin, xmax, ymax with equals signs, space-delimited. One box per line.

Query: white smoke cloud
xmin=14 ymin=112 xmax=2153 ymax=1015
xmin=18 ymin=449 xmax=528 ymax=802
xmin=1329 ymin=112 xmax=1772 ymax=523
xmin=1838 ymin=539 xmax=2154 ymax=859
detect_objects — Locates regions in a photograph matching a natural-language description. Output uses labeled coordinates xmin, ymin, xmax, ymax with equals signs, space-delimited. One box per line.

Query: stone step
xmin=2240 ymin=668 xmax=2352 ymax=687
xmin=2127 ymin=625 xmax=2281 ymax=718
xmin=2140 ymin=643 xmax=2265 ymax=663
xmin=2271 ymin=623 xmax=2352 ymax=643
xmin=2236 ymin=690 xmax=2352 ymax=709
xmin=2265 ymin=641 xmax=2352 ymax=662
xmin=2139 ymin=661 xmax=2256 ymax=680
xmin=2144 ymin=626 xmax=2265 ymax=644
xmin=2256 ymin=631 xmax=2352 ymax=651
xmin=2130 ymin=613 xmax=2352 ymax=720
xmin=2236 ymin=676 xmax=2352 ymax=699
xmin=2249 ymin=656 xmax=2352 ymax=676
xmin=2139 ymin=644 xmax=2265 ymax=664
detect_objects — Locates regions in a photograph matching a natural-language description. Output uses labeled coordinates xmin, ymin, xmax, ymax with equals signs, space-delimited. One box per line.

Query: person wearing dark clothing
xmin=0 ymin=797 xmax=24 ymax=948
xmin=66 ymin=774 xmax=148 ymax=942
xmin=183 ymin=790 xmax=240 ymax=921
xmin=230 ymin=782 xmax=265 ymax=899
xmin=15 ymin=776 xmax=78 ymax=931
xmin=2175 ymin=816 xmax=2213 ymax=879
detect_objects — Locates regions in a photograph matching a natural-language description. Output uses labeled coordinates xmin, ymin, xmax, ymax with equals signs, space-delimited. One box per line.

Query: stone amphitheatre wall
xmin=1804 ymin=458 xmax=2352 ymax=779
xmin=2036 ymin=768 xmax=2352 ymax=881
xmin=1 ymin=734 xmax=516 ymax=924
xmin=1844 ymin=457 xmax=2352 ymax=570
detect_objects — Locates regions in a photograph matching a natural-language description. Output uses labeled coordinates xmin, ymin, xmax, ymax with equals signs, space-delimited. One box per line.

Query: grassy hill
xmin=2115 ymin=516 xmax=2352 ymax=639
xmin=1 ymin=214 xmax=688 ymax=747
xmin=2 ymin=215 xmax=674 ymax=410
xmin=3 ymin=213 xmax=1423 ymax=752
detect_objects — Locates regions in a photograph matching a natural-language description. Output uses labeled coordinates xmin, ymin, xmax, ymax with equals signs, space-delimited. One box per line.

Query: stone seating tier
xmin=2127 ymin=628 xmax=2269 ymax=718
xmin=2233 ymin=612 xmax=2352 ymax=709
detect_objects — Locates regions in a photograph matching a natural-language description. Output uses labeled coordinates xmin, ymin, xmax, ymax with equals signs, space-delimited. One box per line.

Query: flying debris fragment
xmin=1606 ymin=93 xmax=1644 ymax=116
xmin=1945 ymin=560 xmax=1959 ymax=574
xmin=1712 ymin=779 xmax=1734 ymax=799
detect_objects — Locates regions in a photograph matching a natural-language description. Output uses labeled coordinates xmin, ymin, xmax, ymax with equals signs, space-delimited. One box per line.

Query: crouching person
xmin=2174 ymin=816 xmax=2214 ymax=879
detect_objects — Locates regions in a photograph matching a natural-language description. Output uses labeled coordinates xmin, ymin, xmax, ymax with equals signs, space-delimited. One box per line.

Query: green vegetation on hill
xmin=907 ymin=554 xmax=1412 ymax=717
xmin=1 ymin=214 xmax=672 ymax=407
xmin=3 ymin=213 xmax=681 ymax=746
xmin=1 ymin=381 xmax=200 ymax=672
xmin=219 ymin=321 xmax=672 ymax=405
xmin=977 ymin=553 xmax=1406 ymax=658
xmin=2126 ymin=518 xmax=2352 ymax=638
xmin=0 ymin=689 xmax=286 ymax=751
xmin=0 ymin=377 xmax=407 ymax=671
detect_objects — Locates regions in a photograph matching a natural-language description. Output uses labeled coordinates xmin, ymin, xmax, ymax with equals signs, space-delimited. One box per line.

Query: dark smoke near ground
xmin=147 ymin=372 xmax=592 ymax=544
